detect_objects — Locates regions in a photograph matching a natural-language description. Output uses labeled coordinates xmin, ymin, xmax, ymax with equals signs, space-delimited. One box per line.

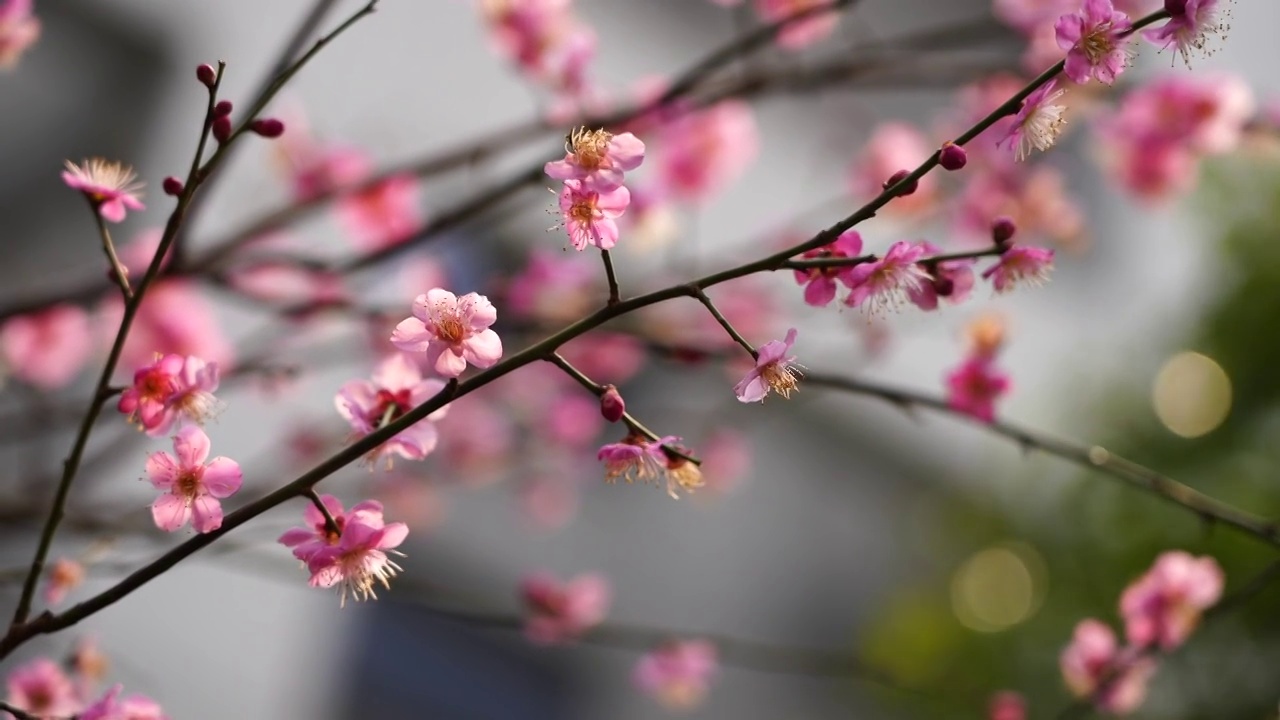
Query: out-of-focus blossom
xmin=945 ymin=357 xmax=1011 ymax=423
xmin=952 ymin=167 xmax=1084 ymax=247
xmin=1119 ymin=551 xmax=1224 ymax=650
xmin=118 ymin=353 xmax=220 ymax=437
xmin=521 ymin=572 xmax=611 ymax=643
xmin=106 ymin=280 xmax=234 ymax=371
xmin=843 ymin=241 xmax=930 ymax=314
xmin=559 ymin=333 xmax=645 ymax=384
xmin=335 ymin=353 xmax=450 ymax=462
xmin=303 ymin=502 xmax=408 ymax=606
xmin=272 ymin=109 xmax=371 ymax=201
xmin=391 ymin=289 xmax=503 ymax=377
xmin=4 ymin=658 xmax=81 ymax=718
xmin=698 ymin=429 xmax=751 ymax=494
xmin=982 ymin=245 xmax=1055 ymax=293
xmin=850 ymin=123 xmax=935 ymax=213
xmin=1060 ymin=619 xmax=1157 ymax=715
xmin=478 ymin=0 xmax=575 ymax=76
xmin=734 ymin=328 xmax=801 ymax=403
xmin=654 ymin=101 xmax=758 ymax=204
xmin=545 ymin=128 xmax=645 ymax=191
xmin=43 ymin=557 xmax=84 ymax=607
xmin=755 ymin=0 xmax=839 ymax=49
xmin=78 ymin=685 xmax=168 ymax=720
xmin=965 ymin=312 xmax=1007 ymax=361
xmin=146 ymin=426 xmax=242 ymax=533
xmin=1142 ymin=0 xmax=1227 ymax=66
xmin=507 ymin=249 xmax=597 ymax=324
xmin=541 ymin=391 xmax=604 ymax=448
xmin=61 ymin=158 xmax=145 ymax=223
xmin=908 ymin=242 xmax=976 ymax=310
xmin=988 ymin=690 xmax=1026 ymax=720
xmin=69 ymin=637 xmax=109 ymax=698
xmin=1055 ymin=0 xmax=1133 ymax=85
xmin=555 ymin=179 xmax=631 ymax=250
xmin=520 ymin=473 xmax=581 ymax=530
xmin=0 ymin=0 xmax=41 ymax=69
xmin=634 ymin=640 xmax=719 ymax=710
xmin=0 ymin=304 xmax=93 ymax=389
xmin=227 ymin=261 xmax=348 ymax=311
xmin=793 ymin=230 xmax=863 ymax=307
xmin=1000 ymin=80 xmax=1067 ymax=162
xmin=336 ymin=174 xmax=424 ymax=251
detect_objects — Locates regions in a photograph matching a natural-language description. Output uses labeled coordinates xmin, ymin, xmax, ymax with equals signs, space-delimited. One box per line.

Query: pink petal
xmin=377 ymin=522 xmax=409 ymax=550
xmin=372 ymin=353 xmax=422 ymax=392
xmin=460 ymin=293 xmax=497 ymax=330
xmin=99 ymin=199 xmax=127 ymax=223
xmin=595 ymin=186 xmax=632 ymax=215
xmin=390 ymin=317 xmax=433 ymax=352
xmin=172 ymin=425 xmax=211 ymax=467
xmin=433 ymin=347 xmax=468 ymax=377
xmin=734 ymin=371 xmax=767 ymax=403
xmin=145 ymin=451 xmax=179 ymax=489
xmin=278 ymin=527 xmax=315 ymax=547
xmin=201 ymin=457 xmax=243 ymax=498
xmin=151 ymin=493 xmax=191 ymax=531
xmin=461 ymin=330 xmax=503 ymax=368
xmin=190 ymin=495 xmax=224 ymax=533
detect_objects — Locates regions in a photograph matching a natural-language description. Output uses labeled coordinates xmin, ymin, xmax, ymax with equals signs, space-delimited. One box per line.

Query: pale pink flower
xmin=391 ymin=289 xmax=503 ymax=377
xmin=541 ymin=392 xmax=603 ymax=448
xmin=793 ymin=230 xmax=864 ymax=307
xmin=1060 ymin=619 xmax=1157 ymax=715
xmin=843 ymin=241 xmax=930 ymax=314
xmin=106 ymin=280 xmax=234 ymax=371
xmin=988 ymin=691 xmax=1026 ymax=720
xmin=520 ymin=473 xmax=581 ymax=530
xmin=227 ymin=261 xmax=347 ymax=310
xmin=69 ymin=637 xmax=109 ymax=699
xmin=945 ymin=358 xmax=1011 ymax=423
xmin=79 ymin=685 xmax=168 ymax=720
xmin=755 ymin=0 xmax=839 ymax=49
xmin=4 ymin=658 xmax=81 ymax=719
xmin=555 ymin=179 xmax=631 ymax=250
xmin=999 ymin=80 xmax=1067 ymax=162
xmin=521 ymin=572 xmax=611 ymax=644
xmin=545 ymin=128 xmax=645 ymax=191
xmin=1142 ymin=0 xmax=1227 ymax=66
xmin=278 ymin=495 xmax=385 ymax=563
xmin=547 ymin=25 xmax=597 ymax=105
xmin=336 ymin=174 xmax=424 ymax=251
xmin=559 ymin=332 xmax=646 ymax=383
xmin=42 ymin=556 xmax=84 ymax=606
xmin=699 ymin=429 xmax=751 ymax=494
xmin=908 ymin=242 xmax=976 ymax=311
xmin=849 ymin=123 xmax=936 ymax=213
xmin=270 ymin=108 xmax=371 ymax=201
xmin=0 ymin=0 xmax=40 ymax=70
xmin=0 ymin=304 xmax=93 ymax=389
xmin=654 ymin=101 xmax=758 ymax=203
xmin=982 ymin=245 xmax=1055 ymax=293
xmin=634 ymin=640 xmax=719 ymax=710
xmin=598 ymin=434 xmax=669 ymax=486
xmin=146 ymin=426 xmax=242 ymax=533
xmin=507 ymin=249 xmax=597 ymax=323
xmin=1119 ymin=551 xmax=1224 ymax=650
xmin=479 ymin=0 xmax=574 ymax=76
xmin=1055 ymin=0 xmax=1133 ymax=85
xmin=335 ymin=353 xmax=450 ymax=462
xmin=117 ymin=353 xmax=220 ymax=437
xmin=735 ymin=328 xmax=801 ymax=403
xmin=304 ymin=505 xmax=408 ymax=606
xmin=952 ymin=167 xmax=1084 ymax=247
xmin=61 ymin=158 xmax=145 ymax=223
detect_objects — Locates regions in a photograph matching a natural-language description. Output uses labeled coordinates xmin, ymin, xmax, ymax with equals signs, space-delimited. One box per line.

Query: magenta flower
xmin=793 ymin=230 xmax=864 ymax=307
xmin=755 ymin=0 xmax=840 ymax=49
xmin=79 ymin=685 xmax=168 ymax=720
xmin=988 ymin=691 xmax=1026 ymax=720
xmin=61 ymin=158 xmax=145 ymax=223
xmin=104 ymin=278 xmax=234 ymax=372
xmin=843 ymin=241 xmax=930 ymax=314
xmin=278 ymin=495 xmax=385 ymax=563
xmin=908 ymin=242 xmax=976 ymax=311
xmin=146 ymin=426 xmax=243 ymax=533
xmin=0 ymin=0 xmax=40 ymax=70
xmin=335 ymin=353 xmax=450 ymax=462
xmin=1055 ymin=0 xmax=1133 ymax=85
xmin=982 ymin=245 xmax=1055 ymax=293
xmin=1142 ymin=0 xmax=1225 ymax=66
xmin=1119 ymin=551 xmax=1224 ymax=651
xmin=336 ymin=173 xmax=424 ymax=251
xmin=634 ymin=640 xmax=719 ymax=710
xmin=545 ymin=128 xmax=645 ymax=191
xmin=597 ymin=435 xmax=667 ymax=485
xmin=118 ymin=353 xmax=221 ymax=437
xmin=4 ymin=657 xmax=81 ymax=719
xmin=1000 ymin=80 xmax=1067 ymax=162
xmin=1060 ymin=619 xmax=1157 ymax=715
xmin=304 ymin=504 xmax=408 ymax=606
xmin=520 ymin=572 xmax=611 ymax=644
xmin=391 ymin=289 xmax=504 ymax=377
xmin=0 ymin=303 xmax=93 ymax=390
xmin=479 ymin=0 xmax=574 ymax=76
xmin=945 ymin=357 xmax=1011 ymax=423
xmin=654 ymin=100 xmax=758 ymax=204
xmin=43 ymin=556 xmax=84 ymax=606
xmin=734 ymin=328 xmax=801 ymax=403
xmin=555 ymin=179 xmax=631 ymax=250
xmin=507 ymin=249 xmax=598 ymax=323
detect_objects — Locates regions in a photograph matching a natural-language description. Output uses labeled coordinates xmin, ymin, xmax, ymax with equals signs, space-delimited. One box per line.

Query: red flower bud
xmin=883 ymin=169 xmax=918 ymax=196
xmin=249 ymin=118 xmax=286 ymax=138
xmin=600 ymin=385 xmax=626 ymax=423
xmin=991 ymin=216 xmax=1017 ymax=246
xmin=162 ymin=176 xmax=184 ymax=196
xmin=214 ymin=100 xmax=233 ymax=117
xmin=212 ymin=115 xmax=233 ymax=144
xmin=938 ymin=142 xmax=967 ymax=171
xmin=196 ymin=64 xmax=216 ymax=88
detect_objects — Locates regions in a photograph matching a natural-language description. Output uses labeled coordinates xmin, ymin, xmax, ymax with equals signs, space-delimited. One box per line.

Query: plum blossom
xmin=634 ymin=640 xmax=719 ymax=710
xmin=597 ymin=434 xmax=667 ymax=485
xmin=654 ymin=100 xmax=758 ymax=203
xmin=1060 ymin=619 xmax=1157 ymax=715
xmin=1119 ymin=551 xmax=1224 ymax=650
xmin=988 ymin=691 xmax=1026 ymax=720
xmin=4 ymin=657 xmax=81 ymax=719
xmin=117 ymin=353 xmax=221 ymax=437
xmin=1055 ymin=0 xmax=1134 ymax=85
xmin=545 ymin=127 xmax=645 ymax=191
xmin=755 ymin=0 xmax=840 ymax=49
xmin=945 ymin=357 xmax=1011 ymax=423
xmin=78 ymin=685 xmax=168 ymax=720
xmin=391 ymin=289 xmax=503 ymax=377
xmin=1000 ymin=80 xmax=1067 ymax=162
xmin=0 ymin=304 xmax=94 ymax=389
xmin=335 ymin=353 xmax=450 ymax=462
xmin=336 ymin=173 xmax=424 ymax=251
xmin=278 ymin=495 xmax=385 ymax=563
xmin=520 ymin=572 xmax=611 ymax=644
xmin=734 ymin=328 xmax=801 ymax=403
xmin=843 ymin=241 xmax=930 ymax=314
xmin=43 ymin=556 xmax=84 ymax=606
xmin=908 ymin=242 xmax=976 ymax=310
xmin=479 ymin=0 xmax=575 ymax=76
xmin=1143 ymin=0 xmax=1227 ymax=66
xmin=555 ymin=179 xmax=631 ymax=250
xmin=660 ymin=447 xmax=705 ymax=499
xmin=0 ymin=0 xmax=40 ymax=70
xmin=982 ymin=245 xmax=1055 ymax=293
xmin=61 ymin=158 xmax=145 ymax=223
xmin=793 ymin=230 xmax=863 ymax=307
xmin=106 ymin=280 xmax=234 ymax=371
xmin=507 ymin=249 xmax=598 ymax=323
xmin=303 ymin=503 xmax=408 ymax=606
xmin=146 ymin=426 xmax=243 ymax=533
xmin=850 ymin=123 xmax=935 ymax=213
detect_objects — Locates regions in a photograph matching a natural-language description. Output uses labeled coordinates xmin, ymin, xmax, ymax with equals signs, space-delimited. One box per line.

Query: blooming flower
xmin=303 ymin=504 xmax=408 ymax=606
xmin=278 ymin=495 xmax=385 ymax=563
xmin=634 ymin=640 xmax=719 ymax=710
xmin=988 ymin=691 xmax=1027 ymax=720
xmin=654 ymin=100 xmax=758 ymax=204
xmin=0 ymin=304 xmax=94 ymax=389
xmin=755 ymin=0 xmax=840 ymax=49
xmin=545 ymin=128 xmax=645 ymax=191
xmin=4 ymin=658 xmax=81 ymax=719
xmin=0 ymin=0 xmax=41 ymax=69
xmin=1142 ymin=0 xmax=1226 ymax=66
xmin=479 ymin=0 xmax=575 ymax=76
xmin=908 ymin=242 xmax=976 ymax=311
xmin=597 ymin=434 xmax=667 ymax=485
xmin=793 ymin=230 xmax=863 ymax=307
xmin=982 ymin=245 xmax=1055 ymax=293
xmin=69 ymin=637 xmax=109 ymax=699
xmin=335 ymin=353 xmax=450 ymax=462
xmin=843 ymin=241 xmax=930 ymax=314
xmin=61 ymin=158 xmax=145 ymax=223
xmin=1000 ymin=81 xmax=1067 ymax=162
xmin=520 ymin=572 xmax=611 ymax=644
xmin=734 ymin=328 xmax=801 ymax=402
xmin=1060 ymin=619 xmax=1157 ymax=715
xmin=146 ymin=426 xmax=243 ymax=533
xmin=555 ymin=179 xmax=631 ymax=250
xmin=1118 ymin=551 xmax=1224 ymax=650
xmin=105 ymin=280 xmax=234 ymax=372
xmin=390 ymin=289 xmax=503 ymax=377
xmin=1055 ymin=0 xmax=1134 ymax=85
xmin=849 ymin=123 xmax=936 ymax=214
xmin=117 ymin=353 xmax=221 ymax=437
xmin=43 ymin=556 xmax=84 ymax=606
xmin=78 ymin=685 xmax=168 ymax=720
xmin=336 ymin=173 xmax=424 ymax=251
xmin=945 ymin=357 xmax=1011 ymax=423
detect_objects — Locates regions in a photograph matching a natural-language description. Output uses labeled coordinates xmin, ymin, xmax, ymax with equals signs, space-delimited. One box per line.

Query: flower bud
xmin=212 ymin=115 xmax=233 ymax=144
xmin=938 ymin=142 xmax=967 ymax=171
xmin=883 ymin=169 xmax=918 ymax=196
xmin=196 ymin=63 xmax=216 ymax=88
xmin=1164 ymin=0 xmax=1188 ymax=16
xmin=600 ymin=385 xmax=626 ymax=423
xmin=249 ymin=118 xmax=286 ymax=138
xmin=162 ymin=176 xmax=184 ymax=196
xmin=214 ymin=100 xmax=233 ymax=117
xmin=991 ymin=216 xmax=1017 ymax=246
xmin=932 ymin=275 xmax=955 ymax=297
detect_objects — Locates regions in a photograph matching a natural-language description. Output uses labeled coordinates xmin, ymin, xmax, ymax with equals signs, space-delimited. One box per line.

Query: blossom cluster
xmin=3 ymin=651 xmax=166 ymax=720
xmin=547 ymin=127 xmax=645 ymax=251
xmin=945 ymin=314 xmax=1012 ymax=423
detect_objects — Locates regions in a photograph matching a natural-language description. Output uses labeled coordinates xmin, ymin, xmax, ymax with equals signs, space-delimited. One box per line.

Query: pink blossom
xmin=391 ymin=289 xmax=503 ymax=377
xmin=227 ymin=261 xmax=347 ymax=310
xmin=559 ymin=333 xmax=646 ymax=384
xmin=278 ymin=495 xmax=385 ymax=563
xmin=0 ymin=304 xmax=93 ymax=389
xmin=335 ymin=353 xmax=450 ymax=462
xmin=336 ymin=173 xmax=424 ymax=251
xmin=479 ymin=0 xmax=574 ymax=76
xmin=43 ymin=556 xmax=84 ymax=606
xmin=908 ymin=242 xmax=976 ymax=311
xmin=1119 ymin=551 xmax=1224 ymax=650
xmin=793 ymin=230 xmax=864 ymax=307
xmin=146 ymin=426 xmax=242 ymax=533
xmin=598 ymin=435 xmax=667 ymax=485
xmin=304 ymin=504 xmax=408 ymax=606
xmin=4 ymin=657 xmax=81 ymax=719
xmin=0 ymin=0 xmax=40 ymax=70
xmin=520 ymin=473 xmax=581 ymax=530
xmin=735 ymin=328 xmax=801 ymax=402
xmin=1060 ymin=619 xmax=1157 ymax=715
xmin=61 ymin=158 xmax=145 ymax=223
xmin=78 ymin=685 xmax=168 ymax=720
xmin=545 ymin=128 xmax=645 ymax=191
xmin=850 ymin=123 xmax=936 ymax=213
xmin=540 ymin=392 xmax=604 ymax=448
xmin=843 ymin=241 xmax=930 ymax=314
xmin=654 ymin=101 xmax=758 ymax=204
xmin=999 ymin=80 xmax=1067 ymax=162
xmin=520 ymin=572 xmax=611 ymax=644
xmin=69 ymin=637 xmax=109 ymax=698
xmin=271 ymin=109 xmax=371 ymax=200
xmin=555 ymin=179 xmax=631 ymax=250
xmin=546 ymin=25 xmax=597 ymax=105
xmin=1142 ymin=0 xmax=1226 ymax=66
xmin=105 ymin=280 xmax=234 ymax=371
xmin=699 ymin=429 xmax=751 ymax=494
xmin=117 ymin=353 xmax=220 ymax=437
xmin=1055 ymin=0 xmax=1133 ymax=85
xmin=988 ymin=691 xmax=1026 ymax=720
xmin=507 ymin=249 xmax=598 ymax=323
xmin=945 ymin=358 xmax=1011 ymax=423
xmin=952 ymin=168 xmax=1084 ymax=247
xmin=755 ymin=0 xmax=840 ymax=49
xmin=634 ymin=640 xmax=719 ymax=710
xmin=982 ymin=245 xmax=1055 ymax=293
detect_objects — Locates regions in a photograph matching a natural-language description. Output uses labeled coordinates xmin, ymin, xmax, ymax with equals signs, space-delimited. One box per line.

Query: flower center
xmin=139 ymin=369 xmax=176 ymax=401
xmin=761 ymin=362 xmax=800 ymax=398
xmin=1083 ymin=25 xmax=1118 ymax=63
xmin=372 ymin=388 xmax=414 ymax=427
xmin=175 ymin=470 xmax=202 ymax=499
xmin=434 ymin=313 xmax=465 ymax=344
xmin=28 ymin=686 xmax=53 ymax=711
xmin=569 ymin=197 xmax=598 ymax=224
xmin=568 ymin=127 xmax=611 ymax=170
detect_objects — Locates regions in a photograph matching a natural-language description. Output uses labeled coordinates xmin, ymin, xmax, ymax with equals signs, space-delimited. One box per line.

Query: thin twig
xmin=600 ymin=249 xmax=621 ymax=305
xmin=93 ymin=210 xmax=132 ymax=299
xmin=692 ymin=288 xmax=758 ymax=359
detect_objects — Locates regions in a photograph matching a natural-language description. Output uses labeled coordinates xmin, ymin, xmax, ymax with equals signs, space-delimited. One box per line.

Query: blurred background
xmin=1 ymin=0 xmax=1279 ymax=718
